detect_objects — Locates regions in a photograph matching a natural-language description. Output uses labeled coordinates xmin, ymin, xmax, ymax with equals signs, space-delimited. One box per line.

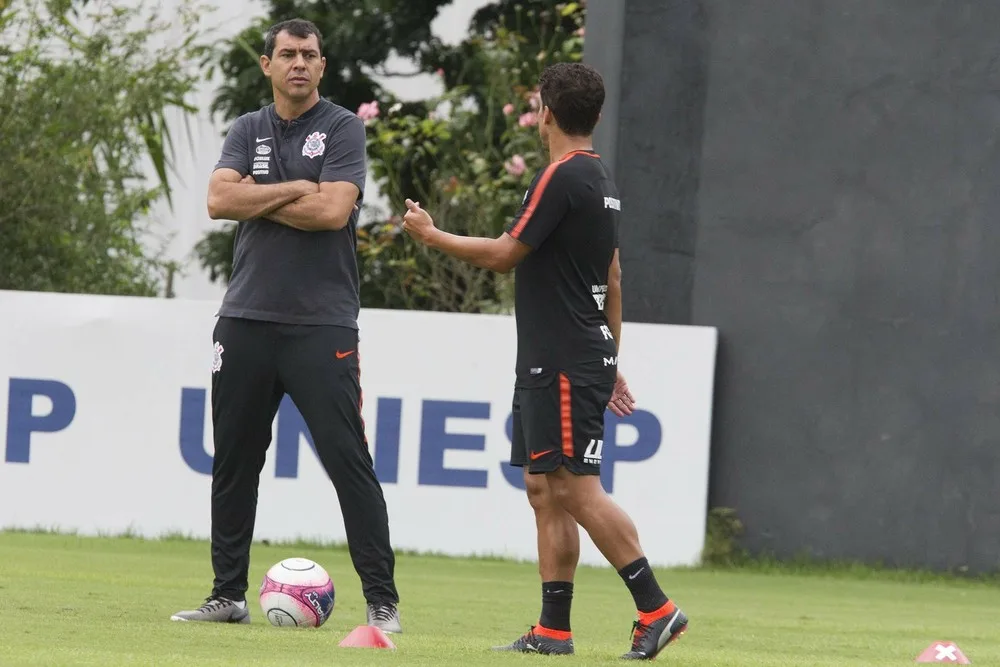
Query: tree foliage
xmin=0 ymin=0 xmax=209 ymax=296
xmin=195 ymin=0 xmax=586 ymax=313
xmin=360 ymin=5 xmax=585 ymax=312
xmin=207 ymin=0 xmax=452 ymax=126
xmin=426 ymin=0 xmax=584 ymax=103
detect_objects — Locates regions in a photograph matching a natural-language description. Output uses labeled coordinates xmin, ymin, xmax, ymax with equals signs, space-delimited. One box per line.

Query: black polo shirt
xmin=212 ymin=98 xmax=366 ymax=328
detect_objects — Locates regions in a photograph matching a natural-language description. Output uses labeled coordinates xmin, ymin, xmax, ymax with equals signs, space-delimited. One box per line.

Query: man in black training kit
xmin=401 ymin=62 xmax=687 ymax=659
xmin=170 ymin=19 xmax=401 ymax=633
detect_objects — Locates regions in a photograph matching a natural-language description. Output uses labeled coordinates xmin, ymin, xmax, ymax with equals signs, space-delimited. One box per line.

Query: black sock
xmin=618 ymin=557 xmax=669 ymax=613
xmin=538 ymin=581 xmax=574 ymax=632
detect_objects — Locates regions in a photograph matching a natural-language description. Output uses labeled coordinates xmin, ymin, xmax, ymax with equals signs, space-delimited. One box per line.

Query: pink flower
xmin=436 ymin=68 xmax=444 ymax=77
xmin=502 ymin=103 xmax=515 ymax=116
xmin=504 ymin=154 xmax=526 ymax=177
xmin=575 ymin=27 xmax=585 ymax=37
xmin=528 ymin=89 xmax=541 ymax=110
xmin=356 ymin=101 xmax=380 ymax=122
xmin=518 ymin=112 xmax=538 ymax=128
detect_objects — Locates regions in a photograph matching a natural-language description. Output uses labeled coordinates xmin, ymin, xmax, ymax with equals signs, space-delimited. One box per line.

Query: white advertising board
xmin=0 ymin=290 xmax=716 ymax=568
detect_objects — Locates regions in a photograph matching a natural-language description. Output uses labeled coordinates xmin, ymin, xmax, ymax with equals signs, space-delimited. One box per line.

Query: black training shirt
xmin=213 ymin=98 xmax=366 ymax=328
xmin=504 ymin=149 xmax=620 ymax=388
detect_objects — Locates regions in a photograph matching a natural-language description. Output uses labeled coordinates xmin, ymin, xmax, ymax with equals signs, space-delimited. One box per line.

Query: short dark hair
xmin=264 ymin=19 xmax=324 ymax=59
xmin=538 ymin=62 xmax=605 ymax=137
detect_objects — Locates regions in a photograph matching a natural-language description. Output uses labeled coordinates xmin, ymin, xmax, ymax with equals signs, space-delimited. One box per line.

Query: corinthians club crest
xmin=212 ymin=341 xmax=224 ymax=373
xmin=302 ymin=131 xmax=327 ymax=159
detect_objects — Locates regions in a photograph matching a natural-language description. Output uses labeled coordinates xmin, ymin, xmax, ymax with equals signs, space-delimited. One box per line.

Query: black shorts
xmin=509 ymin=372 xmax=613 ymax=476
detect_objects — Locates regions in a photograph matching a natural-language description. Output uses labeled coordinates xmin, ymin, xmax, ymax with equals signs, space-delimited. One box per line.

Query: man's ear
xmin=259 ymin=54 xmax=271 ymax=77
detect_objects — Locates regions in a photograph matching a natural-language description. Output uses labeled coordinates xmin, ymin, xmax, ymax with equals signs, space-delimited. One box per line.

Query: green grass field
xmin=0 ymin=532 xmax=997 ymax=666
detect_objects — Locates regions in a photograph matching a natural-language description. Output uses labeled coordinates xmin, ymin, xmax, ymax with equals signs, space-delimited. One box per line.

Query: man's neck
xmin=547 ymin=133 xmax=594 ymax=163
xmin=274 ymin=90 xmax=321 ymax=121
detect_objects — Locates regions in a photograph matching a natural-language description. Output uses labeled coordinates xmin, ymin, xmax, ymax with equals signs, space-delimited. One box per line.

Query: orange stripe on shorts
xmin=559 ymin=373 xmax=573 ymax=457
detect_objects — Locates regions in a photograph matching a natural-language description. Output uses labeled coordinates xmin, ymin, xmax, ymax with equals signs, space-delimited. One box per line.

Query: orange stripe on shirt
xmin=510 ymin=161 xmax=561 ymax=239
xmin=559 ymin=373 xmax=573 ymax=457
xmin=509 ymin=150 xmax=601 ymax=239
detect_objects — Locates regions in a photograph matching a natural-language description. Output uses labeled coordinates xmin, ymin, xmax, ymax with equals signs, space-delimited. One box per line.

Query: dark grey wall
xmin=582 ymin=0 xmax=624 ymax=179
xmin=589 ymin=0 xmax=1000 ymax=572
xmin=585 ymin=0 xmax=708 ymax=325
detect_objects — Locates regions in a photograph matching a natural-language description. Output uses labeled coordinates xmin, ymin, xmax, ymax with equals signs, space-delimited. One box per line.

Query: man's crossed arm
xmin=207 ymin=168 xmax=359 ymax=232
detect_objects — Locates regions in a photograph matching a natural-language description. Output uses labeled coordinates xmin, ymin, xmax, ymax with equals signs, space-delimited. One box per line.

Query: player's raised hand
xmin=608 ymin=370 xmax=636 ymax=417
xmin=401 ymin=198 xmax=436 ymax=245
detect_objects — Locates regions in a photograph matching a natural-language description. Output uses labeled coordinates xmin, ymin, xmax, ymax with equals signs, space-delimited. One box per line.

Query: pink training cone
xmin=915 ymin=641 xmax=970 ymax=664
xmin=338 ymin=625 xmax=396 ymax=650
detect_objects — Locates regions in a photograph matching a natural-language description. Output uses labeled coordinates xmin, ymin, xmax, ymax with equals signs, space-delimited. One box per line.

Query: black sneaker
xmin=170 ymin=596 xmax=250 ymax=624
xmin=621 ymin=606 xmax=687 ymax=660
xmin=493 ymin=626 xmax=575 ymax=655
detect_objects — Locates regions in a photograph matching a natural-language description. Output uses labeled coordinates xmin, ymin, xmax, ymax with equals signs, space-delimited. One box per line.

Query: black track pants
xmin=208 ymin=316 xmax=398 ymax=605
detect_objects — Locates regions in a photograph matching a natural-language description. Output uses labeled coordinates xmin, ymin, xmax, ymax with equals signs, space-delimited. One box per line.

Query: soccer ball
xmin=259 ymin=557 xmax=335 ymax=628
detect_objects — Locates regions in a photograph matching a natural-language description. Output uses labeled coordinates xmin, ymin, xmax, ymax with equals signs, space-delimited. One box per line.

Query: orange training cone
xmin=338 ymin=625 xmax=397 ymax=650
xmin=915 ymin=641 xmax=970 ymax=664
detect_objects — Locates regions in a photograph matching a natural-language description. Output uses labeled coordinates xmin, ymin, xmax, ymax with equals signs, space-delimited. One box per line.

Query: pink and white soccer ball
xmin=259 ymin=557 xmax=335 ymax=628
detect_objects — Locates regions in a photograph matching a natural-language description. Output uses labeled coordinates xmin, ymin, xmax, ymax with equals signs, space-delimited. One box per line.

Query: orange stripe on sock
xmin=638 ymin=600 xmax=676 ymax=626
xmin=535 ymin=624 xmax=572 ymax=640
